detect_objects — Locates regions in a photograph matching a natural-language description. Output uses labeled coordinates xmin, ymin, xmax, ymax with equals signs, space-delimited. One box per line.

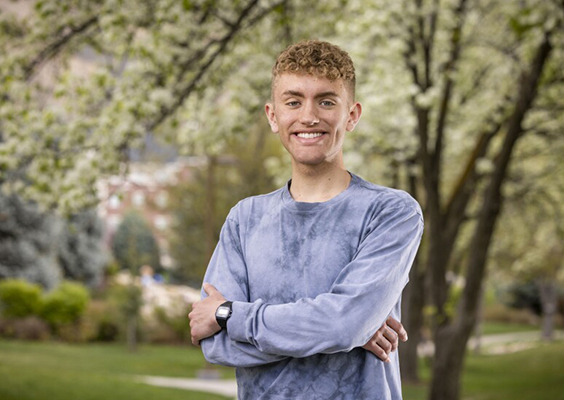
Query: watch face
xmin=217 ymin=307 xmax=230 ymax=318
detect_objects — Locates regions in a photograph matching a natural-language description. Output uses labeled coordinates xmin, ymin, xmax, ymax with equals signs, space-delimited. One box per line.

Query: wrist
xmin=215 ymin=301 xmax=233 ymax=330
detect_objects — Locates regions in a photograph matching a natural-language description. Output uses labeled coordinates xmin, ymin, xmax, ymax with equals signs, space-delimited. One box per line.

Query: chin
xmin=292 ymin=157 xmax=328 ymax=166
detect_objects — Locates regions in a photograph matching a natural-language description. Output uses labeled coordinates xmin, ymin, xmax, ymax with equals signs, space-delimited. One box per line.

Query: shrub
xmin=483 ymin=302 xmax=539 ymax=325
xmin=144 ymin=306 xmax=192 ymax=345
xmin=502 ymin=281 xmax=542 ymax=315
xmin=0 ymin=316 xmax=50 ymax=340
xmin=40 ymin=281 xmax=90 ymax=330
xmin=12 ymin=316 xmax=51 ymax=341
xmin=0 ymin=317 xmax=13 ymax=337
xmin=0 ymin=279 xmax=42 ymax=318
xmin=83 ymin=300 xmax=121 ymax=342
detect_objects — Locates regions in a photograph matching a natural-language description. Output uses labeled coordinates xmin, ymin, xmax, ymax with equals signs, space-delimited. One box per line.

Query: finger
xmin=386 ymin=316 xmax=408 ymax=342
xmin=382 ymin=326 xmax=399 ymax=352
xmin=367 ymin=341 xmax=390 ymax=362
xmin=203 ymin=283 xmax=218 ymax=295
xmin=375 ymin=333 xmax=393 ymax=354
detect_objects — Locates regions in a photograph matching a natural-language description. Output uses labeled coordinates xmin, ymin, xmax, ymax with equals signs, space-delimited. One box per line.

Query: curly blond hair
xmin=271 ymin=40 xmax=356 ymax=100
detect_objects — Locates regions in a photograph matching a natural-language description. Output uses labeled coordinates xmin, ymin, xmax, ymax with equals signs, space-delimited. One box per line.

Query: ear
xmin=346 ymin=102 xmax=362 ymax=132
xmin=265 ymin=103 xmax=279 ymax=133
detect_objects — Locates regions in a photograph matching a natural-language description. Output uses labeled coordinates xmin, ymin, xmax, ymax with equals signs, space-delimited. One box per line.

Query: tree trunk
xmin=472 ymin=286 xmax=485 ymax=355
xmin=205 ymin=155 xmax=217 ymax=262
xmin=127 ymin=316 xmax=137 ymax=352
xmin=427 ymin=29 xmax=553 ymax=400
xmin=400 ymin=162 xmax=425 ymax=383
xmin=400 ymin=256 xmax=425 ymax=383
xmin=538 ymin=279 xmax=558 ymax=341
xmin=429 ymin=321 xmax=473 ymax=400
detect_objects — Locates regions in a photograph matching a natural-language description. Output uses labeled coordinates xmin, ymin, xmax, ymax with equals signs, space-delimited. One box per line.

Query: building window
xmin=154 ymin=215 xmax=168 ymax=231
xmin=156 ymin=191 xmax=168 ymax=209
xmin=108 ymin=215 xmax=122 ymax=229
xmin=109 ymin=194 xmax=121 ymax=209
xmin=132 ymin=191 xmax=145 ymax=206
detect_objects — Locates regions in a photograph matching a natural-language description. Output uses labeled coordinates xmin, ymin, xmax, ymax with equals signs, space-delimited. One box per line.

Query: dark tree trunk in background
xmin=428 ymin=30 xmax=553 ymax=400
xmin=400 ymin=256 xmax=425 ymax=383
xmin=400 ymin=160 xmax=425 ymax=383
xmin=538 ymin=279 xmax=558 ymax=341
xmin=127 ymin=315 xmax=137 ymax=352
xmin=205 ymin=155 xmax=217 ymax=263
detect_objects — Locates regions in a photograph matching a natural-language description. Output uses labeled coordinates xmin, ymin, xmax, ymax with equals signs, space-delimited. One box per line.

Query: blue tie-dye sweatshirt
xmin=200 ymin=173 xmax=424 ymax=400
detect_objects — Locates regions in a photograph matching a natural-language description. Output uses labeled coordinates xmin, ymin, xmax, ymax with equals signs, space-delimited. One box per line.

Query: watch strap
xmin=215 ymin=301 xmax=233 ymax=330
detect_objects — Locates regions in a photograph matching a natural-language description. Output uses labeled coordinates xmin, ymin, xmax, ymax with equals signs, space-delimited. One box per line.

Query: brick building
xmin=96 ymin=158 xmax=205 ymax=269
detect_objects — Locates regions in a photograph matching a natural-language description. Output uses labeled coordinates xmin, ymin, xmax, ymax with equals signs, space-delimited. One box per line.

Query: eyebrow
xmin=281 ymin=90 xmax=341 ymax=99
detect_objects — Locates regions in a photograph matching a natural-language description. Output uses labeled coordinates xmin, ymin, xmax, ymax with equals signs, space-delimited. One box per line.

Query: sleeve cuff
xmin=226 ymin=300 xmax=256 ymax=343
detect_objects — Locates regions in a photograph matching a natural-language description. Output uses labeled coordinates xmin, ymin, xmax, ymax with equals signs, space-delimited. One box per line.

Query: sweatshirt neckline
xmin=281 ymin=172 xmax=360 ymax=212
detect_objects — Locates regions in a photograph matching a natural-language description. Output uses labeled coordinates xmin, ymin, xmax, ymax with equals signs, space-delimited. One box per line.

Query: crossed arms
xmin=189 ymin=203 xmax=423 ymax=367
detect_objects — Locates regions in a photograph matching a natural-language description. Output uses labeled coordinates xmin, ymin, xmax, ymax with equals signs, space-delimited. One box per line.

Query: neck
xmin=289 ymin=159 xmax=351 ymax=203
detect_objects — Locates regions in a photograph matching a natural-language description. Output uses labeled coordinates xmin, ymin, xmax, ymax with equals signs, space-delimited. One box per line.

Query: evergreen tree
xmin=111 ymin=211 xmax=161 ymax=274
xmin=0 ymin=193 xmax=61 ymax=289
xmin=58 ymin=210 xmax=108 ymax=287
xmin=0 ymin=193 xmax=108 ymax=289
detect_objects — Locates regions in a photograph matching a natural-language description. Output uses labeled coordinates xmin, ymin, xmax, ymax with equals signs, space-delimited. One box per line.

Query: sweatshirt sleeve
xmin=199 ymin=214 xmax=287 ymax=367
xmin=227 ymin=203 xmax=424 ymax=358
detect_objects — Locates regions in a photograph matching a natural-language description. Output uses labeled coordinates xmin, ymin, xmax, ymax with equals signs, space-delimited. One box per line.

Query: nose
xmin=299 ymin=102 xmax=320 ymax=126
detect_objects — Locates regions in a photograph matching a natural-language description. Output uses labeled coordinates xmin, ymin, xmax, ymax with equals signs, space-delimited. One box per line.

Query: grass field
xmin=0 ymin=340 xmax=233 ymax=400
xmin=480 ymin=321 xmax=539 ymax=335
xmin=1 ymin=336 xmax=563 ymax=400
xmin=403 ymin=340 xmax=564 ymax=400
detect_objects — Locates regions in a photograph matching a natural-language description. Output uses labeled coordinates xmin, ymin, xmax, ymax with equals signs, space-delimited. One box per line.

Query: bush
xmin=83 ymin=300 xmax=121 ymax=342
xmin=144 ymin=306 xmax=192 ymax=345
xmin=0 ymin=316 xmax=51 ymax=340
xmin=0 ymin=279 xmax=42 ymax=318
xmin=483 ymin=302 xmax=539 ymax=325
xmin=12 ymin=316 xmax=51 ymax=341
xmin=502 ymin=281 xmax=542 ymax=315
xmin=40 ymin=281 xmax=90 ymax=330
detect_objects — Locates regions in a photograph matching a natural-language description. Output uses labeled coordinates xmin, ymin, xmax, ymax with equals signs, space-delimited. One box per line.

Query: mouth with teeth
xmin=294 ymin=132 xmax=326 ymax=139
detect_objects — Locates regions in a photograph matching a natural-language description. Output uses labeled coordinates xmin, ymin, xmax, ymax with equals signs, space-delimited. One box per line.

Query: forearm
xmin=201 ymin=330 xmax=287 ymax=367
xmin=226 ymin=207 xmax=423 ymax=357
xmin=227 ymin=282 xmax=405 ymax=357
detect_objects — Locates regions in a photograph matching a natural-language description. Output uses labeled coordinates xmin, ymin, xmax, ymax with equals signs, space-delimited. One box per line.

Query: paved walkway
xmin=137 ymin=375 xmax=238 ymax=399
xmin=418 ymin=329 xmax=564 ymax=357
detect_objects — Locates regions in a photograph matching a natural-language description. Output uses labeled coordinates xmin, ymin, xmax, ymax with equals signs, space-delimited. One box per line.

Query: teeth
xmin=296 ymin=133 xmax=323 ymax=139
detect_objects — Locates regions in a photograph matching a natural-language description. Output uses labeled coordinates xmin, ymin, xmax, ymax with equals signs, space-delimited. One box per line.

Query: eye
xmin=320 ymin=100 xmax=335 ymax=107
xmin=286 ymin=101 xmax=300 ymax=107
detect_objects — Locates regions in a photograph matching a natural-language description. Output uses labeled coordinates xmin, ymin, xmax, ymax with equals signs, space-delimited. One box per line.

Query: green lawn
xmin=0 ymin=340 xmax=233 ymax=400
xmin=480 ymin=321 xmax=539 ymax=335
xmin=2 ymin=338 xmax=563 ymax=400
xmin=403 ymin=341 xmax=564 ymax=400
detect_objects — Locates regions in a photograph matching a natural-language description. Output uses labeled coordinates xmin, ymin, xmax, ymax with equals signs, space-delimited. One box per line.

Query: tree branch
xmin=433 ymin=0 xmax=468 ymax=188
xmin=146 ymin=0 xmax=267 ymax=132
xmin=458 ymin=64 xmax=491 ymax=106
xmin=443 ymin=97 xmax=510 ymax=234
xmin=23 ymin=15 xmax=99 ymax=81
xmin=403 ymin=25 xmax=421 ymax=88
xmin=459 ymin=26 xmax=554 ymax=325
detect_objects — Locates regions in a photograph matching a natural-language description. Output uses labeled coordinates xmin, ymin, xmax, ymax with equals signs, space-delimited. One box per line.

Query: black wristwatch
xmin=215 ymin=301 xmax=233 ymax=330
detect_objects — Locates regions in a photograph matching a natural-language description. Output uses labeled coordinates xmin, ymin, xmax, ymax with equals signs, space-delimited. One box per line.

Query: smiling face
xmin=265 ymin=73 xmax=362 ymax=168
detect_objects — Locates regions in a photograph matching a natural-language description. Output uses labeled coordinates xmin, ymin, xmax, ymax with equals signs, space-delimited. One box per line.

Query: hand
xmin=362 ymin=316 xmax=408 ymax=362
xmin=189 ymin=283 xmax=227 ymax=346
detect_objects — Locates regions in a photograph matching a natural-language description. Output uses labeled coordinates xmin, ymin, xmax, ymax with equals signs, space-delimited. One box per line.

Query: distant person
xmin=140 ymin=265 xmax=154 ymax=287
xmin=153 ymin=273 xmax=164 ymax=284
xmin=189 ymin=40 xmax=423 ymax=399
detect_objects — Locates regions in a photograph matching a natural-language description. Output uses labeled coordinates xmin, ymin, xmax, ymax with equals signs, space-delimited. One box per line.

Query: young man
xmin=189 ymin=40 xmax=424 ymax=399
